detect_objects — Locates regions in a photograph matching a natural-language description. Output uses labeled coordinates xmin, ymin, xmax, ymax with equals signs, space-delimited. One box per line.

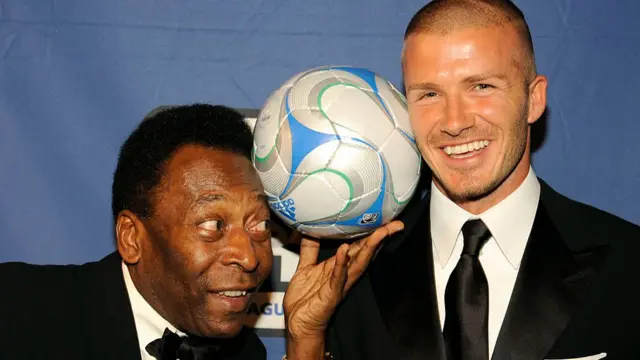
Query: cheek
xmin=470 ymin=99 xmax=520 ymax=153
xmin=476 ymin=94 xmax=524 ymax=128
xmin=475 ymin=97 xmax=501 ymax=119
xmin=187 ymin=245 xmax=217 ymax=271
xmin=169 ymin=235 xmax=217 ymax=283
xmin=256 ymin=241 xmax=274 ymax=277
xmin=185 ymin=246 xmax=223 ymax=299
xmin=408 ymin=105 xmax=438 ymax=139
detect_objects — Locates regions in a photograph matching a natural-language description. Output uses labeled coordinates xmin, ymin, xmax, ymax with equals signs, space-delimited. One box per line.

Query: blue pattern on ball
xmin=280 ymin=88 xmax=338 ymax=197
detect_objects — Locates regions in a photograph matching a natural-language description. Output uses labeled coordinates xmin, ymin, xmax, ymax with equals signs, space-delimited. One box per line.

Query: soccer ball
xmin=252 ymin=65 xmax=422 ymax=239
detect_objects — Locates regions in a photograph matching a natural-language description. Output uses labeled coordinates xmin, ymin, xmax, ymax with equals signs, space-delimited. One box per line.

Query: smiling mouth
xmin=215 ymin=286 xmax=258 ymax=298
xmin=443 ymin=140 xmax=490 ymax=157
xmin=217 ymin=290 xmax=248 ymax=297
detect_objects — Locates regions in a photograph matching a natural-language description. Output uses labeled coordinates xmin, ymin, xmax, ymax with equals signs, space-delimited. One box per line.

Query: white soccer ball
xmin=252 ymin=65 xmax=422 ymax=239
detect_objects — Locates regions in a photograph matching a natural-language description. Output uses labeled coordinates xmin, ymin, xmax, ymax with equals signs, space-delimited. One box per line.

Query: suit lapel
xmin=492 ymin=200 xmax=610 ymax=360
xmin=82 ymin=252 xmax=142 ymax=360
xmin=369 ymin=195 xmax=446 ymax=360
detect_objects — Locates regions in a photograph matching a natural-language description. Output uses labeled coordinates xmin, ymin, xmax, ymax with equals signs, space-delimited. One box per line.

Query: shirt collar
xmin=430 ymin=166 xmax=540 ymax=269
xmin=122 ymin=262 xmax=184 ymax=352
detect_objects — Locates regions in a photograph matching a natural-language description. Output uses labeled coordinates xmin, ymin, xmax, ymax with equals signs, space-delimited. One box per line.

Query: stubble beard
xmin=430 ymin=105 xmax=530 ymax=205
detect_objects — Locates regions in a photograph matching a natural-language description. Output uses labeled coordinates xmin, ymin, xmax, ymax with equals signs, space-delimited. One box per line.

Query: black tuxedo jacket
xmin=320 ymin=179 xmax=640 ymax=360
xmin=0 ymin=252 xmax=266 ymax=360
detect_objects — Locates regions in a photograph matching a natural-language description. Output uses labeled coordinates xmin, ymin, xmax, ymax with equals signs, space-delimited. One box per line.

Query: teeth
xmin=444 ymin=140 xmax=489 ymax=156
xmin=217 ymin=290 xmax=247 ymax=297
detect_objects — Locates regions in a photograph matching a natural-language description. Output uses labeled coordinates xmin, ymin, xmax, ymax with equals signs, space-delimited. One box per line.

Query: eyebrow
xmin=193 ymin=194 xmax=225 ymax=206
xmin=463 ymin=73 xmax=509 ymax=84
xmin=193 ymin=192 xmax=268 ymax=206
xmin=406 ymin=72 xmax=510 ymax=92
xmin=406 ymin=82 xmax=443 ymax=92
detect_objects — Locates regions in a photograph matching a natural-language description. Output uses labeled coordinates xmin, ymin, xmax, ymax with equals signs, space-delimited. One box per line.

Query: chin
xmin=447 ymin=186 xmax=490 ymax=203
xmin=439 ymin=172 xmax=497 ymax=202
xmin=199 ymin=319 xmax=245 ymax=339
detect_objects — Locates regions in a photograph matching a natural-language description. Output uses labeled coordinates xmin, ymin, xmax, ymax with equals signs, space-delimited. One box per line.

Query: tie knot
xmin=461 ymin=219 xmax=491 ymax=256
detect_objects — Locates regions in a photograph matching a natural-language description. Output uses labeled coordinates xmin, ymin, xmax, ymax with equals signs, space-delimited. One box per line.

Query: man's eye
xmin=474 ymin=83 xmax=492 ymax=90
xmin=421 ymin=91 xmax=438 ymax=99
xmin=199 ymin=220 xmax=224 ymax=231
xmin=249 ymin=220 xmax=271 ymax=232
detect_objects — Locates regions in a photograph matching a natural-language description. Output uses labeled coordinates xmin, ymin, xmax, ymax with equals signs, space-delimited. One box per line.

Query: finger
xmin=325 ymin=243 xmax=349 ymax=300
xmin=310 ymin=244 xmax=348 ymax=323
xmin=347 ymin=220 xmax=404 ymax=258
xmin=356 ymin=220 xmax=404 ymax=259
xmin=344 ymin=221 xmax=404 ymax=289
xmin=297 ymin=236 xmax=321 ymax=269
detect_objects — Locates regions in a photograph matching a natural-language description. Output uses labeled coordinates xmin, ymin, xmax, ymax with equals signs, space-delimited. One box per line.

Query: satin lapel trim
xmin=370 ymin=199 xmax=446 ymax=360
xmin=492 ymin=203 xmax=610 ymax=360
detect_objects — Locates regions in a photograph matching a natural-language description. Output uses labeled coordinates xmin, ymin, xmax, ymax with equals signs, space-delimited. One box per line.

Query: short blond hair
xmin=404 ymin=0 xmax=537 ymax=81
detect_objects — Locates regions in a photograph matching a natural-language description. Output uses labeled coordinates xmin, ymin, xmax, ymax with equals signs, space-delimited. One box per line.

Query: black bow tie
xmin=146 ymin=328 xmax=224 ymax=360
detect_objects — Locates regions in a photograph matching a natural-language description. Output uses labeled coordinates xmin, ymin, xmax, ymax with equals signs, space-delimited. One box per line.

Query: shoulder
xmin=0 ymin=253 xmax=120 ymax=318
xmin=540 ymin=179 xmax=640 ymax=248
xmin=0 ymin=252 xmax=118 ymax=288
xmin=0 ymin=260 xmax=78 ymax=294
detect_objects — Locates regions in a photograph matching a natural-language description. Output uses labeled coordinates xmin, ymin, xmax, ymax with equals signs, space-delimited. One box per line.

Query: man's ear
xmin=527 ymin=74 xmax=548 ymax=125
xmin=115 ymin=210 xmax=146 ymax=265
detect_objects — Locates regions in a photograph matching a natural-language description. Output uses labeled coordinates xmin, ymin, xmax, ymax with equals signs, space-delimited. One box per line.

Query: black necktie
xmin=443 ymin=219 xmax=492 ymax=360
xmin=146 ymin=328 xmax=223 ymax=360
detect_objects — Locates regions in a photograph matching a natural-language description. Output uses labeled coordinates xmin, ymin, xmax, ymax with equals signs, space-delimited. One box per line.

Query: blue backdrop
xmin=2 ymin=1 xmax=639 ymax=359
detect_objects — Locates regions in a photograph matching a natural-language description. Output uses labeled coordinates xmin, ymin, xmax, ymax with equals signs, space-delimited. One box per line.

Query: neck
xmin=128 ymin=264 xmax=175 ymax=330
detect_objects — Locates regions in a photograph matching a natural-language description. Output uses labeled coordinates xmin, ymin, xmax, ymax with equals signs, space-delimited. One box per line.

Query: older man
xmin=0 ymin=104 xmax=272 ymax=360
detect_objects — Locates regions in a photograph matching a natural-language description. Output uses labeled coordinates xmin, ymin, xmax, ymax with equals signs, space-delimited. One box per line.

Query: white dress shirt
xmin=430 ymin=166 xmax=540 ymax=357
xmin=122 ymin=262 xmax=185 ymax=360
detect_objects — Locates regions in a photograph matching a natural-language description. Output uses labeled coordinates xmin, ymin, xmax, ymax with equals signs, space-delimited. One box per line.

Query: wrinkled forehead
xmin=401 ymin=25 xmax=526 ymax=80
xmin=161 ymin=145 xmax=263 ymax=198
